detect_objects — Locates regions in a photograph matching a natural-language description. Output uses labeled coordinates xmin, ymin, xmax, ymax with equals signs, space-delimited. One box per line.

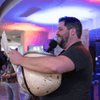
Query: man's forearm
xmin=3 ymin=71 xmax=7 ymax=75
xmin=10 ymin=73 xmax=16 ymax=77
xmin=19 ymin=55 xmax=75 ymax=74
xmin=19 ymin=56 xmax=59 ymax=74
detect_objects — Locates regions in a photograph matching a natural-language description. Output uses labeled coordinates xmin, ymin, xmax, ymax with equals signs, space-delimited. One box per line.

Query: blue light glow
xmin=96 ymin=62 xmax=99 ymax=65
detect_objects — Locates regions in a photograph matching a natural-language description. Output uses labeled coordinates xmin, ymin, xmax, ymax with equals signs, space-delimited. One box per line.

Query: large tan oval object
xmin=17 ymin=51 xmax=62 ymax=96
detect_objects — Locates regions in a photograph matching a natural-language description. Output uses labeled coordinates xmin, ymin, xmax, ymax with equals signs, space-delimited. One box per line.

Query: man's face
xmin=56 ymin=21 xmax=69 ymax=49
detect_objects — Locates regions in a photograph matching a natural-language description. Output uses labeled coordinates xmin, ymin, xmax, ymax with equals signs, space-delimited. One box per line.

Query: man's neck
xmin=65 ymin=39 xmax=81 ymax=50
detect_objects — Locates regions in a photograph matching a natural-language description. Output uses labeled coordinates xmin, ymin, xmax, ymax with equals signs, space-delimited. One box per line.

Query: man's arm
xmin=9 ymin=49 xmax=75 ymax=74
xmin=10 ymin=72 xmax=16 ymax=77
xmin=1 ymin=71 xmax=16 ymax=79
xmin=1 ymin=71 xmax=7 ymax=78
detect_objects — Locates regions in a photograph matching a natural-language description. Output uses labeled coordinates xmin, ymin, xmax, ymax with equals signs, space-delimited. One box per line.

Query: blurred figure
xmin=24 ymin=93 xmax=32 ymax=100
xmin=1 ymin=51 xmax=20 ymax=100
xmin=0 ymin=57 xmax=5 ymax=80
xmin=24 ymin=93 xmax=40 ymax=100
xmin=0 ymin=51 xmax=6 ymax=81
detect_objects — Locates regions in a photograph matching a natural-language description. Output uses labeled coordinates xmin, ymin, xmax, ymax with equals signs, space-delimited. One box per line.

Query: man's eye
xmin=59 ymin=29 xmax=62 ymax=31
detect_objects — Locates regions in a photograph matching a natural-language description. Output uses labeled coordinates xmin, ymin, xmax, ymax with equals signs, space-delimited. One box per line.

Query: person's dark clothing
xmin=42 ymin=41 xmax=93 ymax=100
xmin=0 ymin=51 xmax=7 ymax=69
xmin=5 ymin=59 xmax=17 ymax=83
xmin=0 ymin=57 xmax=4 ymax=70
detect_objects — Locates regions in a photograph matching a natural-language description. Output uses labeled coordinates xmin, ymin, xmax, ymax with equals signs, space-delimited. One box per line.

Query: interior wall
xmin=21 ymin=31 xmax=49 ymax=52
xmin=82 ymin=17 xmax=100 ymax=30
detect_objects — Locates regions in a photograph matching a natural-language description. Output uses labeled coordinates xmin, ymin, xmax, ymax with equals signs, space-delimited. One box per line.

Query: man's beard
xmin=59 ymin=32 xmax=69 ymax=49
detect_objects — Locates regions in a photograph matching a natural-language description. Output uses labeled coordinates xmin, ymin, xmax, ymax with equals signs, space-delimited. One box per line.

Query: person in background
xmin=0 ymin=51 xmax=6 ymax=81
xmin=9 ymin=17 xmax=93 ymax=100
xmin=24 ymin=93 xmax=40 ymax=100
xmin=0 ymin=57 xmax=5 ymax=80
xmin=1 ymin=51 xmax=20 ymax=100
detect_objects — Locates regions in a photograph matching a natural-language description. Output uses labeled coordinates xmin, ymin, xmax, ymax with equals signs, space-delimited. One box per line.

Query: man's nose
xmin=56 ymin=31 xmax=59 ymax=35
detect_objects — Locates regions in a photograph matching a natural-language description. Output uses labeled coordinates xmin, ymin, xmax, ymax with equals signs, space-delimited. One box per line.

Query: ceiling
xmin=0 ymin=0 xmax=100 ymax=43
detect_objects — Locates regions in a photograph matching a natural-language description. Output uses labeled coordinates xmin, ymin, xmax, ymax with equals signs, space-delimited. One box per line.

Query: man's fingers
xmin=9 ymin=49 xmax=14 ymax=55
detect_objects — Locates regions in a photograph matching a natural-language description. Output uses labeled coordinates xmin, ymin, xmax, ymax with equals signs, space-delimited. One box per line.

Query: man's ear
xmin=70 ymin=27 xmax=76 ymax=36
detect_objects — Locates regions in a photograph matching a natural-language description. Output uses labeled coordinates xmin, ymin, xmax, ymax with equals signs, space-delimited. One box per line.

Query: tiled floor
xmin=0 ymin=86 xmax=8 ymax=100
xmin=0 ymin=81 xmax=25 ymax=100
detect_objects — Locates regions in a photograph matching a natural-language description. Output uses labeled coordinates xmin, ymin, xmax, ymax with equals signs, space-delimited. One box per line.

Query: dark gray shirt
xmin=42 ymin=41 xmax=93 ymax=100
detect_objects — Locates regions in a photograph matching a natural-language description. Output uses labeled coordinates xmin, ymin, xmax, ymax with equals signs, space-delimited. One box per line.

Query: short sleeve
xmin=60 ymin=47 xmax=87 ymax=72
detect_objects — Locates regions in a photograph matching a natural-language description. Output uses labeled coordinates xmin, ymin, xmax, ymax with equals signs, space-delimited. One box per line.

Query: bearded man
xmin=9 ymin=17 xmax=93 ymax=100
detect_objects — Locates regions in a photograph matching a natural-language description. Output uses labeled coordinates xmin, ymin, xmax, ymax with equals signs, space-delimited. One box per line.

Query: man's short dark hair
xmin=59 ymin=16 xmax=82 ymax=39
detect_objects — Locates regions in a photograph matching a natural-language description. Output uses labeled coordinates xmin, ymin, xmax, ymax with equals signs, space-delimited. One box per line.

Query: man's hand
xmin=4 ymin=74 xmax=12 ymax=79
xmin=9 ymin=49 xmax=23 ymax=65
xmin=1 ymin=74 xmax=11 ymax=79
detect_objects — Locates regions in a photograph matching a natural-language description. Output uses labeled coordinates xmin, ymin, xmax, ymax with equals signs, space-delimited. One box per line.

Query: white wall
xmin=82 ymin=17 xmax=100 ymax=30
